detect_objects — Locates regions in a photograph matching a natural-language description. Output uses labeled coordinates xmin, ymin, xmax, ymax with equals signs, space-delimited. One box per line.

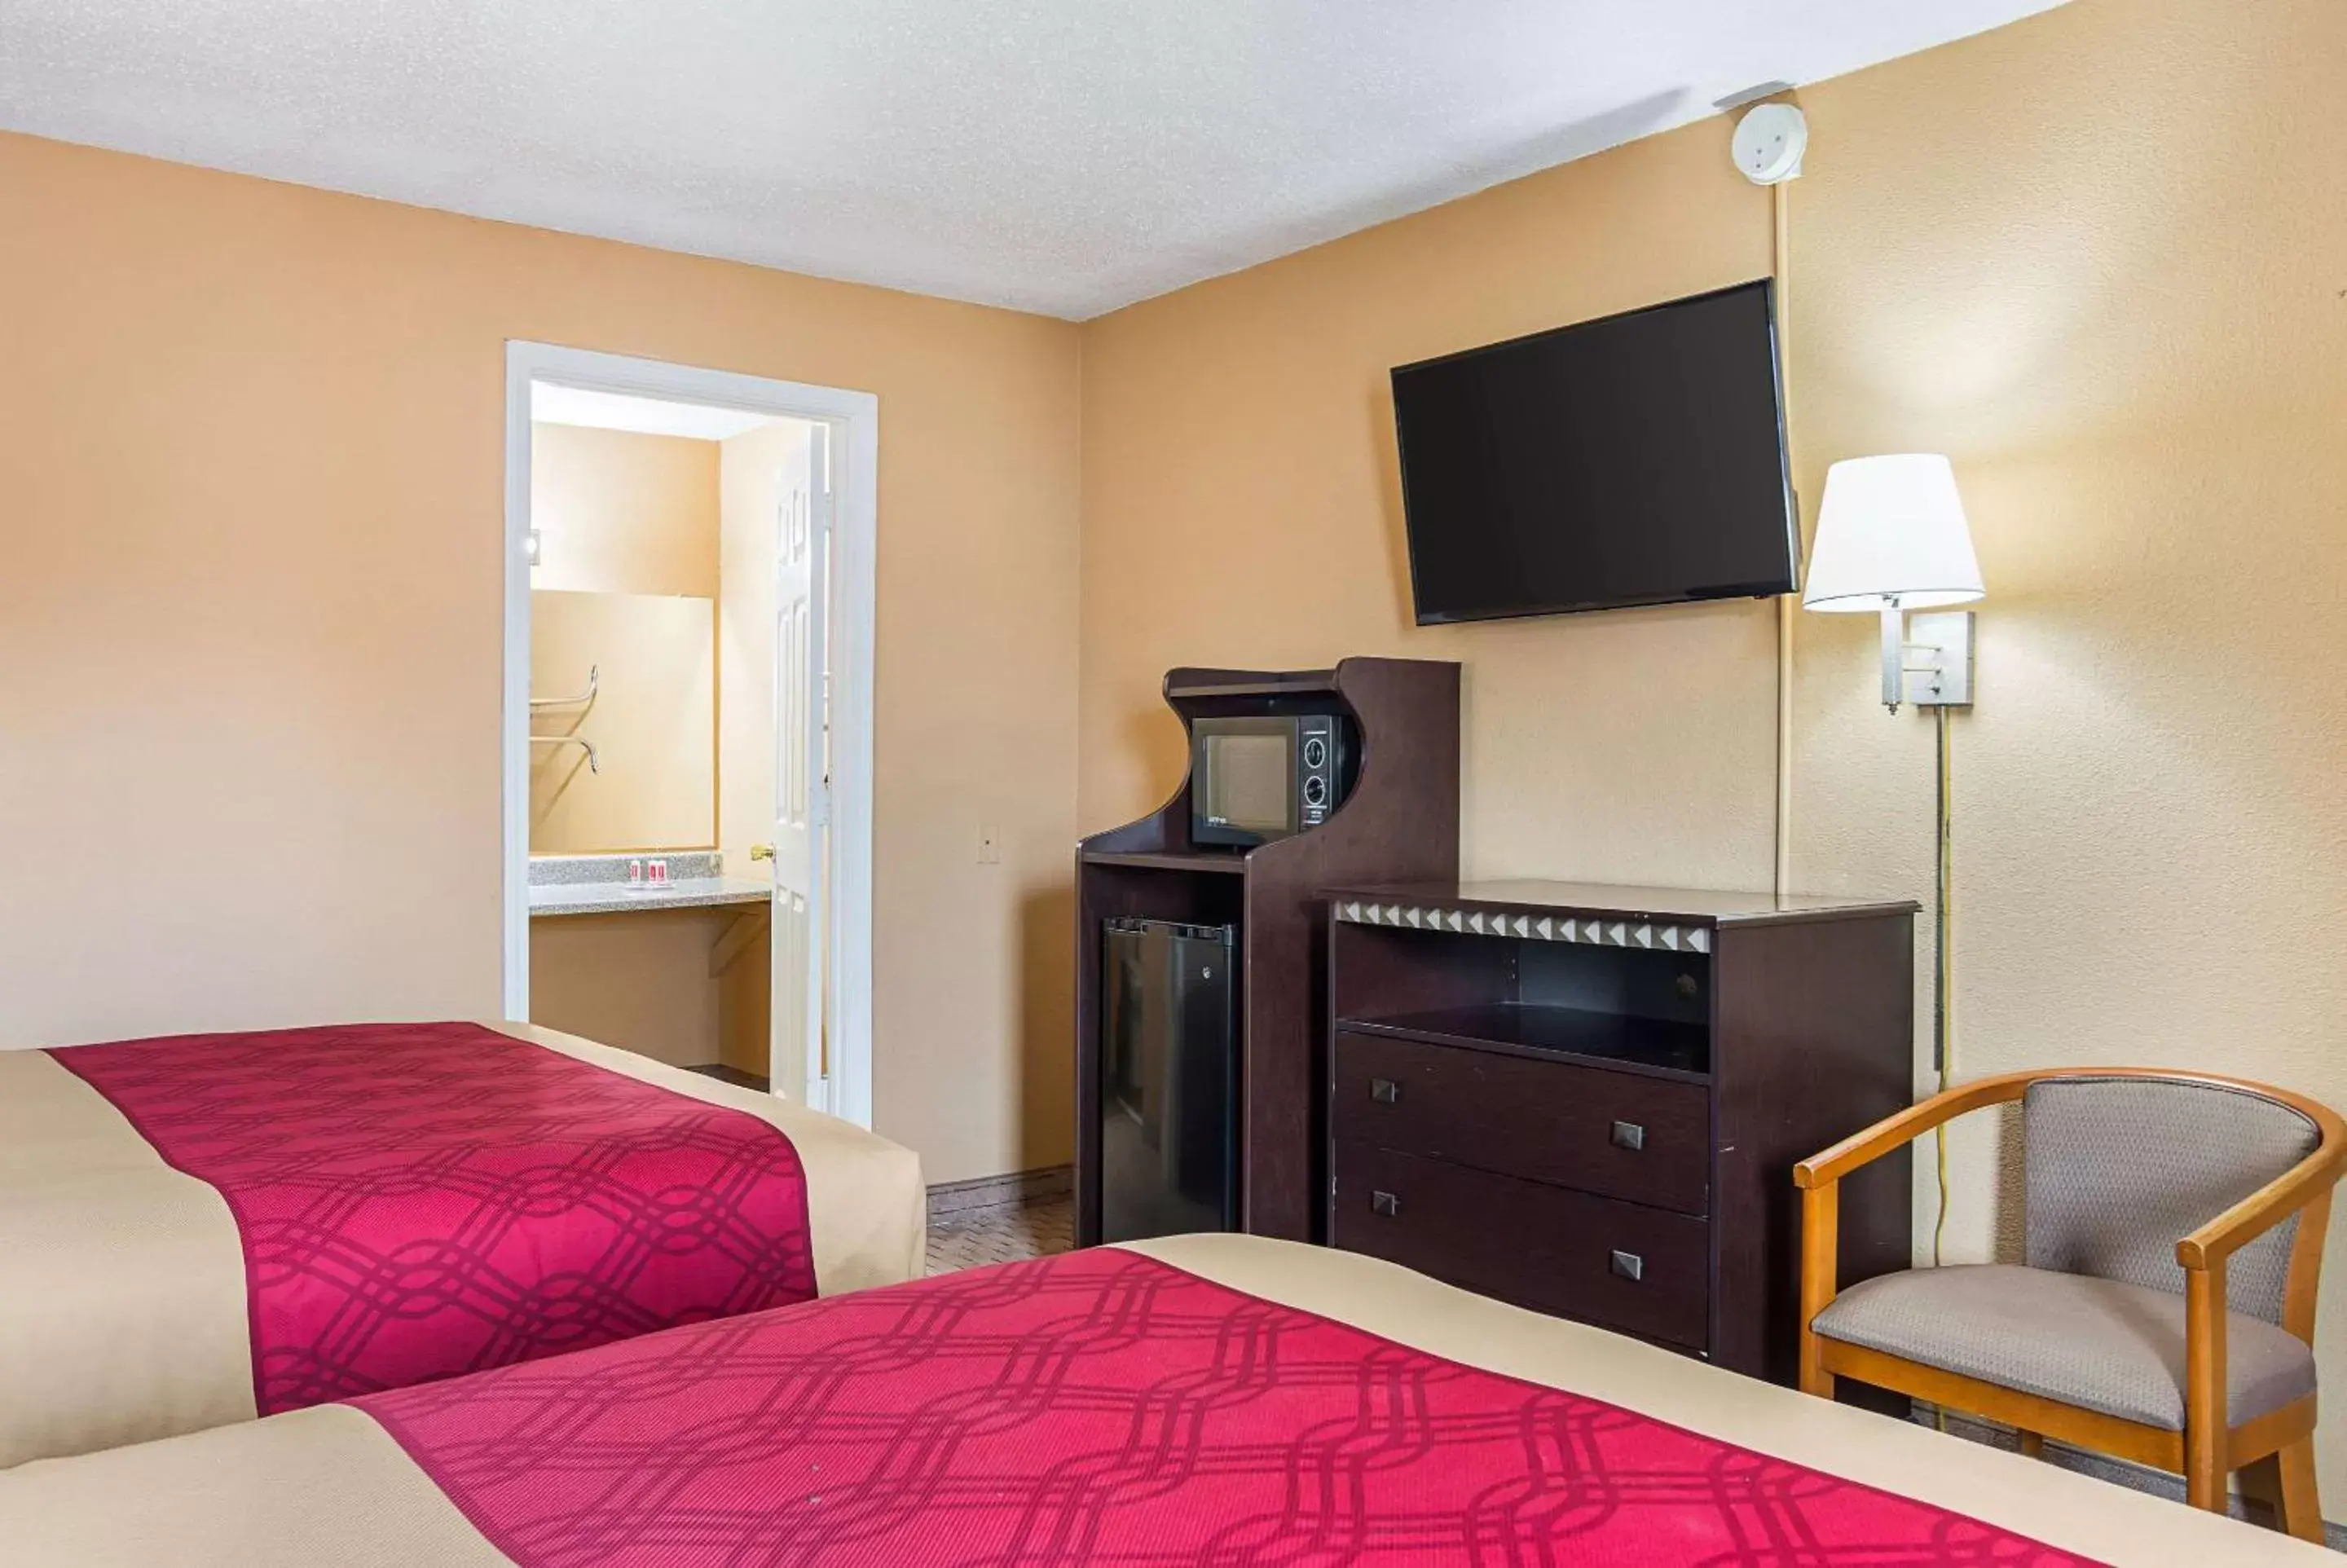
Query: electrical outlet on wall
xmin=977 ymin=821 xmax=1000 ymax=864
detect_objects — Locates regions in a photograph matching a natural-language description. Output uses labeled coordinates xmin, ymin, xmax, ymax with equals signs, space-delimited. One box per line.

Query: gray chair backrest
xmin=2024 ymin=1075 xmax=2318 ymax=1324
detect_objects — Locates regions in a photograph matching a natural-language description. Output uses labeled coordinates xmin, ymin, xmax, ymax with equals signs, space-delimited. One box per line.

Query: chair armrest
xmin=1791 ymin=1072 xmax=2043 ymax=1396
xmin=1794 ymin=1070 xmax=2041 ymax=1189
xmin=2177 ymin=1125 xmax=2347 ymax=1271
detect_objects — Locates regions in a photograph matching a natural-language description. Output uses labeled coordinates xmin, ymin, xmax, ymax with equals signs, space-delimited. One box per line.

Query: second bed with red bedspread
xmin=13 ymin=1235 xmax=2311 ymax=1564
xmin=52 ymin=1021 xmax=818 ymax=1412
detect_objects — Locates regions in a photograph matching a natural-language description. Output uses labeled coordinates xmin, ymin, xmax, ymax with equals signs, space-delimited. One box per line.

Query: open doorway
xmin=502 ymin=344 xmax=877 ymax=1128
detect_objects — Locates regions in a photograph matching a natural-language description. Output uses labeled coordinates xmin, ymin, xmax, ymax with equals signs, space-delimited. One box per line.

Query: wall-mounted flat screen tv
xmin=1391 ymin=280 xmax=1796 ymax=624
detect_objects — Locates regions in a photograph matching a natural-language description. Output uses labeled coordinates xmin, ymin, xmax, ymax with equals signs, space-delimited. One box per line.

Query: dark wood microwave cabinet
xmin=1323 ymin=879 xmax=1918 ymax=1385
xmin=1076 ymin=660 xmax=1462 ymax=1248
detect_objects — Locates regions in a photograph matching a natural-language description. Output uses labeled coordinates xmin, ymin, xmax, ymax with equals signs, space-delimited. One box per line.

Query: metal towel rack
xmin=531 ymin=665 xmax=601 ymax=773
xmin=532 ymin=735 xmax=600 ymax=774
xmin=531 ymin=664 xmax=599 ymax=709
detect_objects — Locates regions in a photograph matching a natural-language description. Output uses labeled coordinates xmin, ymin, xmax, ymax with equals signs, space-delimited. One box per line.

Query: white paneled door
xmin=771 ymin=423 xmax=833 ymax=1107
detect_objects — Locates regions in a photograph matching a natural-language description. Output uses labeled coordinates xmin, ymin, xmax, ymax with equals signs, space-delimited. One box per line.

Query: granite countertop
xmin=529 ymin=877 xmax=771 ymax=917
xmin=526 ymin=853 xmax=768 ymax=917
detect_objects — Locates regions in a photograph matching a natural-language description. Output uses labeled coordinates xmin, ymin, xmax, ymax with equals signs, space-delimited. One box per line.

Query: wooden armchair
xmin=1794 ymin=1068 xmax=2345 ymax=1541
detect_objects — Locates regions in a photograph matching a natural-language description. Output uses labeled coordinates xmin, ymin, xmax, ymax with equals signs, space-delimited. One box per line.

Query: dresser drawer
xmin=1330 ymin=1142 xmax=1711 ymax=1350
xmin=1331 ymin=1030 xmax=1709 ymax=1216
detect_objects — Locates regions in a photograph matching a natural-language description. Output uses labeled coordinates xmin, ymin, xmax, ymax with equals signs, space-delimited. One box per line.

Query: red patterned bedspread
xmin=53 ymin=1022 xmax=815 ymax=1412
xmin=359 ymin=1249 xmax=2096 ymax=1567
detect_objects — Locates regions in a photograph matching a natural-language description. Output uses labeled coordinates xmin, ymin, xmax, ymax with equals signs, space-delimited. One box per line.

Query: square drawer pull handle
xmin=1610 ymin=1249 xmax=1645 ymax=1282
xmin=1371 ymin=1190 xmax=1401 ymax=1218
xmin=1609 ymin=1120 xmax=1645 ymax=1152
xmin=1370 ymin=1078 xmax=1401 ymax=1103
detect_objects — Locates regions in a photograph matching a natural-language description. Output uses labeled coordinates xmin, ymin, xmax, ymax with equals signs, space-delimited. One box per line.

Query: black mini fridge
xmin=1099 ymin=917 xmax=1239 ymax=1241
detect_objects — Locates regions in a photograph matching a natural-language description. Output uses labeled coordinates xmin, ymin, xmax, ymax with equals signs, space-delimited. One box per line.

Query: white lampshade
xmin=1803 ymin=454 xmax=1984 ymax=612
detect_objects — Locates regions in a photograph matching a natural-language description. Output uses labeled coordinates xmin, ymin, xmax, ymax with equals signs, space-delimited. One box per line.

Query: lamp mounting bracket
xmin=1903 ymin=611 xmax=1976 ymax=710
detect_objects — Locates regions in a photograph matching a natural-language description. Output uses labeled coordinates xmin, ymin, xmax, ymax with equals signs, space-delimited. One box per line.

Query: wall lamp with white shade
xmin=1803 ymin=454 xmax=1984 ymax=713
xmin=1803 ymin=453 xmax=1986 ymax=1247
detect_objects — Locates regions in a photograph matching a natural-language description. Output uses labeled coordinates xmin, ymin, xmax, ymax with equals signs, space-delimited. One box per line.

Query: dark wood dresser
xmin=1323 ymin=879 xmax=1917 ymax=1385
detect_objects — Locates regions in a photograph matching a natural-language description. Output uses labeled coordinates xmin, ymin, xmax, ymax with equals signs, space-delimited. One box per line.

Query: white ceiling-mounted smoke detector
xmin=1733 ymin=102 xmax=1808 ymax=186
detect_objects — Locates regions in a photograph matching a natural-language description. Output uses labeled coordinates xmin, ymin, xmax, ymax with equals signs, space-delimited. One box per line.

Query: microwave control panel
xmin=1299 ymin=713 xmax=1338 ymax=827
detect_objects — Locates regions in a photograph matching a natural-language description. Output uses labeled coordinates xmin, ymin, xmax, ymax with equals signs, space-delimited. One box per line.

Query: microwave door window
xmin=1205 ymin=734 xmax=1292 ymax=834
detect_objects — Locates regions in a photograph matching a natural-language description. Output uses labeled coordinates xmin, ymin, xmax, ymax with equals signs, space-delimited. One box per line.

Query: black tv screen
xmin=1391 ymin=280 xmax=1795 ymax=624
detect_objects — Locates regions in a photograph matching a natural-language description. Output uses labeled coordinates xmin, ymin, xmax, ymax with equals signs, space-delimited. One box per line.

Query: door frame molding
xmin=503 ymin=341 xmax=879 ymax=1128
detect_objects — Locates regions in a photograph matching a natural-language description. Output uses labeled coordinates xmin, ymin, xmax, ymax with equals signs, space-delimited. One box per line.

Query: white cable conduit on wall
xmin=1757 ymin=122 xmax=1960 ymax=1279
xmin=1772 ymin=177 xmax=1797 ymax=903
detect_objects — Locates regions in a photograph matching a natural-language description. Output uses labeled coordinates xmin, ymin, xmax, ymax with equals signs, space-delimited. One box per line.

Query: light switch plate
xmin=977 ymin=822 xmax=1000 ymax=864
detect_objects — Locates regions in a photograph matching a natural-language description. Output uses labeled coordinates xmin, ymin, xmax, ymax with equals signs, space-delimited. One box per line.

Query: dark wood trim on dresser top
xmin=1323 ymin=879 xmax=1916 ymax=1385
xmin=1075 ymin=658 xmax=1460 ymax=1246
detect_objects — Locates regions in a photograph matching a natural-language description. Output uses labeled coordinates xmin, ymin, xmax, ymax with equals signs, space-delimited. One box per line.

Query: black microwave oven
xmin=1189 ymin=713 xmax=1355 ymax=848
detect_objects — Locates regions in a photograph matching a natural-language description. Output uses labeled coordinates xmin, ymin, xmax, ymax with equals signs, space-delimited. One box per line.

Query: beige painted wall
xmin=1786 ymin=0 xmax=2347 ymax=1394
xmin=530 ymin=423 xmax=718 ymax=597
xmin=1079 ymin=94 xmax=1780 ymax=889
xmin=0 ymin=130 xmax=1081 ymax=1186
xmin=1079 ymin=0 xmax=2347 ymax=1496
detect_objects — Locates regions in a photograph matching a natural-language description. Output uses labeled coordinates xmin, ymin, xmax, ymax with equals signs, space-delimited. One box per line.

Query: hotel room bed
xmin=0 ymin=1235 xmax=2318 ymax=1566
xmin=0 ymin=1020 xmax=925 ymax=1468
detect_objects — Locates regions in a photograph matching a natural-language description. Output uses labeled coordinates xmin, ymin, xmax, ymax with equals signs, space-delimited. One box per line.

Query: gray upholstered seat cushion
xmin=2024 ymin=1077 xmax=2317 ymax=1323
xmin=1813 ymin=1264 xmax=2314 ymax=1430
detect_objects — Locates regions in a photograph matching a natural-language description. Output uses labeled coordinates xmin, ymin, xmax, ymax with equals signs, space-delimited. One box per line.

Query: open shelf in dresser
xmin=1078 ymin=848 xmax=1252 ymax=875
xmin=1339 ymin=1003 xmax=1709 ymax=1081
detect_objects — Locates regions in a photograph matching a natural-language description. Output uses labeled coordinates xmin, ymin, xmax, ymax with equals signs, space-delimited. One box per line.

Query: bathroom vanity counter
xmin=528 ymin=877 xmax=772 ymax=918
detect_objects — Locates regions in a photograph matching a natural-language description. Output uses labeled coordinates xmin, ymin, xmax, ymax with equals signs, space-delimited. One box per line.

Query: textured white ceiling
xmin=0 ymin=1 xmax=2067 ymax=319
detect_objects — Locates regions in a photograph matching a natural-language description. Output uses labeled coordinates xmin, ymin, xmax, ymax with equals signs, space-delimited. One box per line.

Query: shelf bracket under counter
xmin=1323 ymin=877 xmax=1919 ymax=1387
xmin=707 ymin=909 xmax=771 ymax=976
